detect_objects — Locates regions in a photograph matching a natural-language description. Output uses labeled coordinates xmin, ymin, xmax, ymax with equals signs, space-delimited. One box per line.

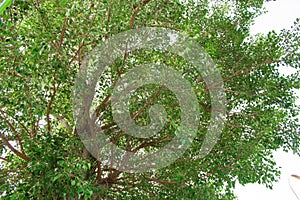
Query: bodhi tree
xmin=0 ymin=0 xmax=299 ymax=199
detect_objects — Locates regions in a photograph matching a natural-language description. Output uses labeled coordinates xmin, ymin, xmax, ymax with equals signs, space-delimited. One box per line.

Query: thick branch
xmin=129 ymin=0 xmax=152 ymax=28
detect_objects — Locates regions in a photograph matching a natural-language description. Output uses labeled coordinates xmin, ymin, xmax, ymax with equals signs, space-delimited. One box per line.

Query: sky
xmin=235 ymin=0 xmax=300 ymax=199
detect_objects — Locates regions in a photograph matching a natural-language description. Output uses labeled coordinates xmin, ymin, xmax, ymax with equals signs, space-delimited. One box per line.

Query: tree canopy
xmin=0 ymin=0 xmax=299 ymax=199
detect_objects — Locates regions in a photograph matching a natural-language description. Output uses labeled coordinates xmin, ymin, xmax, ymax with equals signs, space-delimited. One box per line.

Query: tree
xmin=0 ymin=0 xmax=299 ymax=199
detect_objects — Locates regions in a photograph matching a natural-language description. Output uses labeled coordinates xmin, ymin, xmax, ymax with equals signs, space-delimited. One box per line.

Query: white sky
xmin=235 ymin=0 xmax=300 ymax=199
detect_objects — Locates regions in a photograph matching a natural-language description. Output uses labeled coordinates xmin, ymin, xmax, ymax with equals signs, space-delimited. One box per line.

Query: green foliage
xmin=0 ymin=0 xmax=12 ymax=15
xmin=0 ymin=0 xmax=299 ymax=199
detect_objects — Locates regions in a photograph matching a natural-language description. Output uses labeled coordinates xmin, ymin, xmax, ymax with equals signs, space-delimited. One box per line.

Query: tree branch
xmin=0 ymin=157 xmax=10 ymax=162
xmin=0 ymin=132 xmax=30 ymax=161
xmin=46 ymin=80 xmax=60 ymax=134
xmin=129 ymin=0 xmax=152 ymax=29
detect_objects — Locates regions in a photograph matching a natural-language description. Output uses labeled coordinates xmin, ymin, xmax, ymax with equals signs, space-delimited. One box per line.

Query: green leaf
xmin=0 ymin=0 xmax=12 ymax=14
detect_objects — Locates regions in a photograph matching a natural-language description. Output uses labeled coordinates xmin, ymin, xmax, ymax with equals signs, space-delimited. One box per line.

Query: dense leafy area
xmin=0 ymin=0 xmax=299 ymax=199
